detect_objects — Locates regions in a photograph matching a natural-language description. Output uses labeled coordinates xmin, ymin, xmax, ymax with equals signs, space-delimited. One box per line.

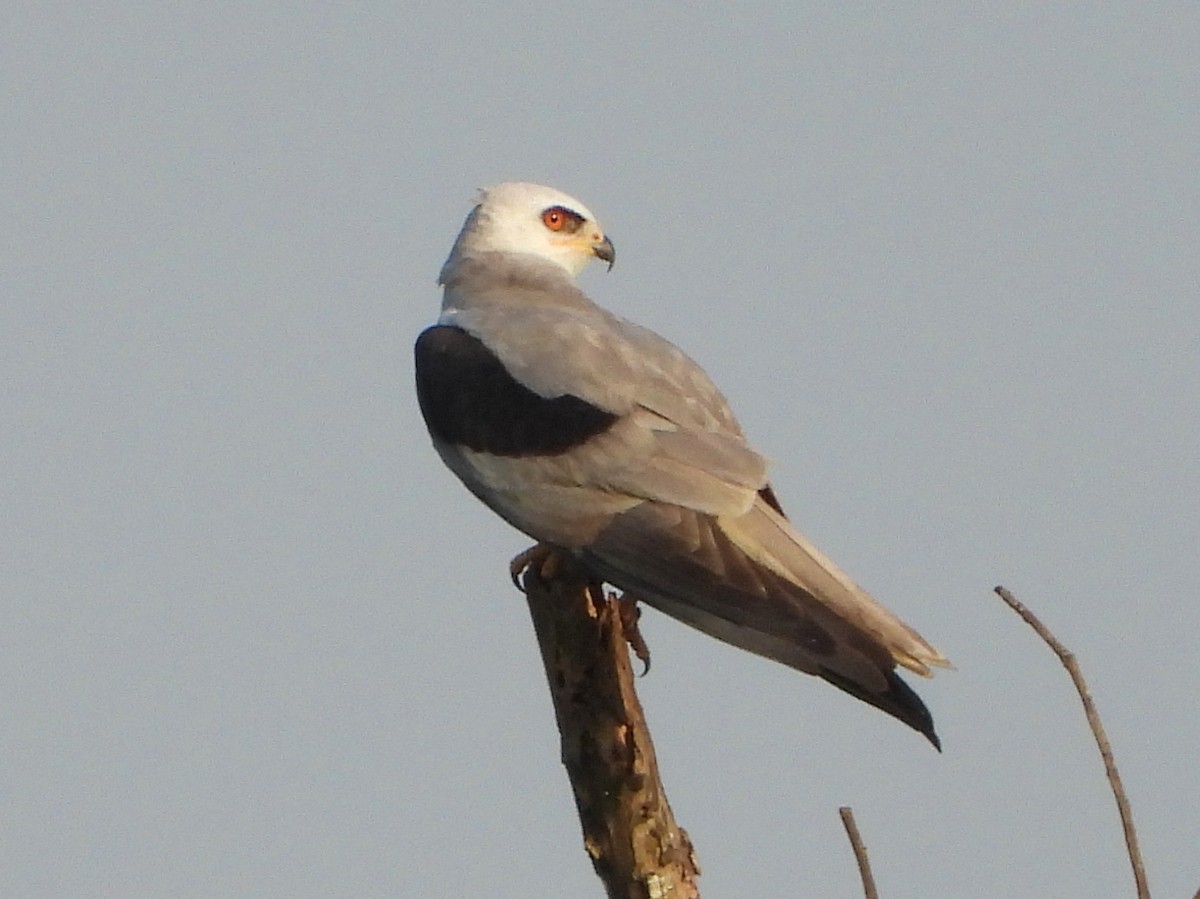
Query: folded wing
xmin=416 ymin=303 xmax=948 ymax=745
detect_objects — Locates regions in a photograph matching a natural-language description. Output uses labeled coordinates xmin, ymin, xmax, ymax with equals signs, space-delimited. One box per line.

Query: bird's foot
xmin=509 ymin=543 xmax=559 ymax=592
xmin=615 ymin=591 xmax=652 ymax=676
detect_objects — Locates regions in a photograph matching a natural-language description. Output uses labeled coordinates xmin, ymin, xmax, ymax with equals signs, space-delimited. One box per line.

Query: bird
xmin=414 ymin=181 xmax=950 ymax=747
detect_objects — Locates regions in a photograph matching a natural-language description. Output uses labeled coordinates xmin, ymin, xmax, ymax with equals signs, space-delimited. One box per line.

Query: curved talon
xmin=616 ymin=592 xmax=652 ymax=675
xmin=508 ymin=569 xmax=524 ymax=592
xmin=508 ymin=560 xmax=528 ymax=592
xmin=509 ymin=543 xmax=557 ymax=592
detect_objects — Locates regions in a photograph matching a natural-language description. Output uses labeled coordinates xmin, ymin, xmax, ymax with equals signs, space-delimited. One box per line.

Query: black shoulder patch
xmin=414 ymin=325 xmax=619 ymax=457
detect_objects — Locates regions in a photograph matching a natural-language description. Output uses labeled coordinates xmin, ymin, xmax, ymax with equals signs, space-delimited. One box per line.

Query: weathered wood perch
xmin=522 ymin=550 xmax=701 ymax=898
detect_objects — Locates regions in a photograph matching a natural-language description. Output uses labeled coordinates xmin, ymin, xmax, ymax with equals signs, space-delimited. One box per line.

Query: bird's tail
xmin=716 ymin=500 xmax=950 ymax=677
xmin=581 ymin=498 xmax=948 ymax=747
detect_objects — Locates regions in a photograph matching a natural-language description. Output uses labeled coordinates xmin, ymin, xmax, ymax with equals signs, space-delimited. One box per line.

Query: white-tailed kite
xmin=415 ymin=182 xmax=949 ymax=746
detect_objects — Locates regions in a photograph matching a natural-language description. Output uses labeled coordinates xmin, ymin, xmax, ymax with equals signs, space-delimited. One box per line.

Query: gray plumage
xmin=416 ymin=182 xmax=949 ymax=746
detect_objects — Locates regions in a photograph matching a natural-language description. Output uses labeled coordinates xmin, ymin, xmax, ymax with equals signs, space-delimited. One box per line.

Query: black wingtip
xmin=820 ymin=667 xmax=941 ymax=751
xmin=927 ymin=725 xmax=943 ymax=753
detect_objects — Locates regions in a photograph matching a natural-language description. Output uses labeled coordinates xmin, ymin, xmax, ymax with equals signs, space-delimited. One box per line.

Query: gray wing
xmin=422 ymin=289 xmax=947 ymax=744
xmin=442 ymin=300 xmax=770 ymax=518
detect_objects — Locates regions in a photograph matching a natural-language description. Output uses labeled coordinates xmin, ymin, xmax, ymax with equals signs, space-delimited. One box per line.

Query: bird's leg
xmin=614 ymin=590 xmax=652 ymax=676
xmin=511 ymin=544 xmax=650 ymax=671
xmin=509 ymin=542 xmax=560 ymax=592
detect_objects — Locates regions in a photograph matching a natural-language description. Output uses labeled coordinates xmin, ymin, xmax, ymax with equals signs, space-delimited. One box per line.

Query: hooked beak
xmin=591 ymin=235 xmax=616 ymax=271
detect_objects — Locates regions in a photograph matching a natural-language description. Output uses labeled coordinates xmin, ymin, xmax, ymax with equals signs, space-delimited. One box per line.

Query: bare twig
xmin=523 ymin=550 xmax=701 ymax=898
xmin=993 ymin=586 xmax=1149 ymax=899
xmin=838 ymin=807 xmax=880 ymax=899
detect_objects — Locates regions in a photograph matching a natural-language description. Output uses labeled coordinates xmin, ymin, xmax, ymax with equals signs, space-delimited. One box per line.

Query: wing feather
xmin=581 ymin=499 xmax=943 ymax=745
xmin=428 ymin=204 xmax=947 ymax=744
xmin=442 ymin=302 xmax=771 ymax=516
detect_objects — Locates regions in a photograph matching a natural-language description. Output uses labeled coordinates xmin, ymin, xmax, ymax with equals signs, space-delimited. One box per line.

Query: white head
xmin=439 ymin=182 xmax=615 ymax=282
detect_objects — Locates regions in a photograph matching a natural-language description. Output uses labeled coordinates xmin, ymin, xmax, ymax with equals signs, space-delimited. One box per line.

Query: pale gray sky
xmin=3 ymin=4 xmax=1198 ymax=897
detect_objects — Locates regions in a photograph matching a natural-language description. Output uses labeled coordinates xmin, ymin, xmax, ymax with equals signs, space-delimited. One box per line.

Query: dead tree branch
xmin=993 ymin=586 xmax=1149 ymax=899
xmin=523 ymin=550 xmax=701 ymax=898
xmin=838 ymin=806 xmax=880 ymax=899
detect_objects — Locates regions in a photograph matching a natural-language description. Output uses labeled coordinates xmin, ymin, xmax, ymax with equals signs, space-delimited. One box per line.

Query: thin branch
xmin=838 ymin=807 xmax=880 ymax=899
xmin=993 ymin=586 xmax=1149 ymax=899
xmin=523 ymin=549 xmax=701 ymax=898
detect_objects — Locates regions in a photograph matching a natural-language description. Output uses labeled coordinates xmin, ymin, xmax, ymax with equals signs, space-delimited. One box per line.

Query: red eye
xmin=542 ymin=206 xmax=581 ymax=233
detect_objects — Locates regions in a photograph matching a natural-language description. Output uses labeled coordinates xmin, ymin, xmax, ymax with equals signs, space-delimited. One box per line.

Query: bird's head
xmin=440 ymin=182 xmax=615 ymax=282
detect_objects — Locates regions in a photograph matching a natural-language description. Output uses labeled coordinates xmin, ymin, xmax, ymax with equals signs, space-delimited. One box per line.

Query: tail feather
xmin=818 ymin=666 xmax=941 ymax=750
xmin=581 ymin=498 xmax=946 ymax=746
